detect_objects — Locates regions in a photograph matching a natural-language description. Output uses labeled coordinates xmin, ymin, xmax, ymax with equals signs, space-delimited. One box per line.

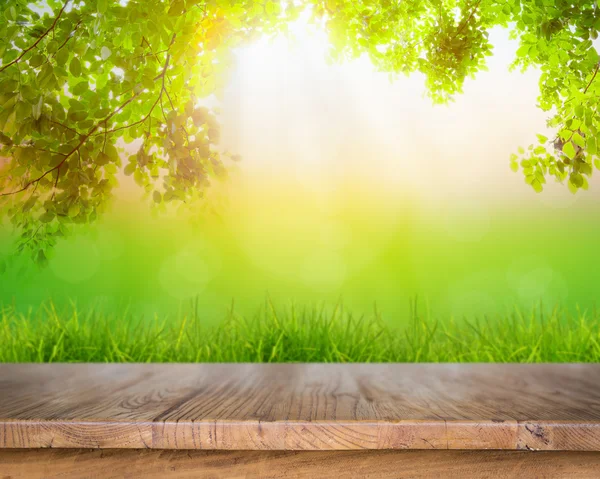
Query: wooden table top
xmin=1 ymin=363 xmax=600 ymax=451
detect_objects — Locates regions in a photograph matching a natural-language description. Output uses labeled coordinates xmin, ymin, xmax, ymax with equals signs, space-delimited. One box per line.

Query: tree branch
xmin=52 ymin=19 xmax=83 ymax=58
xmin=1 ymin=38 xmax=176 ymax=198
xmin=1 ymin=93 xmax=140 ymax=197
xmin=49 ymin=120 xmax=83 ymax=137
xmin=51 ymin=165 xmax=61 ymax=200
xmin=454 ymin=0 xmax=482 ymax=38
xmin=0 ymin=0 xmax=71 ymax=74
xmin=584 ymin=62 xmax=600 ymax=94
xmin=93 ymin=40 xmax=174 ymax=137
xmin=164 ymin=84 xmax=191 ymax=145
xmin=92 ymin=92 xmax=163 ymax=136
xmin=19 ymin=224 xmax=44 ymax=249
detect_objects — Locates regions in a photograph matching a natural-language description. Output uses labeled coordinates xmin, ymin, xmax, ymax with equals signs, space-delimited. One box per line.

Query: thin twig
xmin=51 ymin=165 xmax=61 ymax=200
xmin=52 ymin=19 xmax=83 ymax=57
xmin=49 ymin=120 xmax=83 ymax=136
xmin=453 ymin=0 xmax=482 ymax=38
xmin=584 ymin=62 xmax=600 ymax=94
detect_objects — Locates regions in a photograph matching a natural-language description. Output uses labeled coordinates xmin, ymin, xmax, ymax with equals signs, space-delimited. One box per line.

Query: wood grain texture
xmin=1 ymin=364 xmax=600 ymax=451
xmin=2 ymin=449 xmax=600 ymax=478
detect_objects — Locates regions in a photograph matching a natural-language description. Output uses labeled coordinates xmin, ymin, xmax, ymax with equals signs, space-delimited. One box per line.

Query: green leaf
xmin=96 ymin=152 xmax=111 ymax=166
xmin=582 ymin=175 xmax=590 ymax=190
xmin=71 ymin=81 xmax=88 ymax=96
xmin=563 ymin=141 xmax=576 ymax=160
xmin=15 ymin=101 xmax=30 ymax=122
xmin=39 ymin=211 xmax=55 ymax=223
xmin=573 ymin=132 xmax=586 ymax=149
xmin=32 ymin=96 xmax=43 ymax=120
xmin=570 ymin=172 xmax=584 ymax=188
xmin=580 ymin=162 xmax=592 ymax=176
xmin=0 ymin=132 xmax=12 ymax=146
xmin=588 ymin=138 xmax=597 ymax=155
xmin=104 ymin=144 xmax=119 ymax=161
xmin=68 ymin=110 xmax=87 ymax=122
xmin=153 ymin=190 xmax=162 ymax=203
xmin=37 ymin=64 xmax=55 ymax=89
xmin=568 ymin=180 xmax=578 ymax=194
xmin=22 ymin=195 xmax=38 ymax=213
xmin=36 ymin=250 xmax=48 ymax=267
xmin=29 ymin=54 xmax=45 ymax=68
xmin=68 ymin=203 xmax=80 ymax=218
xmin=531 ymin=179 xmax=543 ymax=193
xmin=168 ymin=0 xmax=185 ymax=16
xmin=70 ymin=57 xmax=82 ymax=77
xmin=94 ymin=108 xmax=111 ymax=118
xmin=559 ymin=130 xmax=572 ymax=141
xmin=47 ymin=41 xmax=59 ymax=54
xmin=55 ymin=48 xmax=69 ymax=66
xmin=124 ymin=163 xmax=136 ymax=176
xmin=5 ymin=6 xmax=17 ymax=21
xmin=49 ymin=154 xmax=65 ymax=168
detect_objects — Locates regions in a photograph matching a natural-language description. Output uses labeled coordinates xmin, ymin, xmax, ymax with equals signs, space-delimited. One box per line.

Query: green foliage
xmin=2 ymin=0 xmax=600 ymax=264
xmin=0 ymin=0 xmax=294 ymax=263
xmin=509 ymin=0 xmax=600 ymax=195
xmin=1 ymin=300 xmax=600 ymax=362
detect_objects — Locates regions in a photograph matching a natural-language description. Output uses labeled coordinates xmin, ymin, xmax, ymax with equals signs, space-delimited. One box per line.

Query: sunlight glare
xmin=222 ymin=20 xmax=559 ymax=207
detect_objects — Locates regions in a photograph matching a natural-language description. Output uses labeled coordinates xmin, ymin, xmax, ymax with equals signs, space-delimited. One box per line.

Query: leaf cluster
xmin=1 ymin=0 xmax=599 ymax=263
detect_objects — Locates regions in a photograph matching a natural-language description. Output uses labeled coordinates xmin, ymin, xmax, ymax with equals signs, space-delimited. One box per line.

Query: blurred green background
xmin=2 ymin=25 xmax=599 ymax=324
xmin=1 ymin=181 xmax=597 ymax=322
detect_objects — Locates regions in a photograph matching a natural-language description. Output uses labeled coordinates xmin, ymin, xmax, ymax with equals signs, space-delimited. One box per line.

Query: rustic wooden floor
xmin=1 ymin=363 xmax=600 ymax=477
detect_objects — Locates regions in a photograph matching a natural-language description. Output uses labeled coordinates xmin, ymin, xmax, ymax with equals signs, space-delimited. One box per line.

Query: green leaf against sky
xmin=1 ymin=0 xmax=600 ymax=264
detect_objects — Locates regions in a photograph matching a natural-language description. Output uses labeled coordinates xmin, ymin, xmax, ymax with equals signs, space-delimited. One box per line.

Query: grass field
xmin=2 ymin=299 xmax=600 ymax=363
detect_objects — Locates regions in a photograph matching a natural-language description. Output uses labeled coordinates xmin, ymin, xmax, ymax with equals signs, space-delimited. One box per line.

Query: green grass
xmin=1 ymin=299 xmax=600 ymax=362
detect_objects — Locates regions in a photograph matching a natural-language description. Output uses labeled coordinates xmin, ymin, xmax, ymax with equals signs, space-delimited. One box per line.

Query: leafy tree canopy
xmin=1 ymin=0 xmax=600 ymax=264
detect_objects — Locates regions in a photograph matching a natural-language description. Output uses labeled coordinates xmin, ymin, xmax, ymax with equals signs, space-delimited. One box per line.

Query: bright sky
xmin=218 ymin=17 xmax=592 ymax=209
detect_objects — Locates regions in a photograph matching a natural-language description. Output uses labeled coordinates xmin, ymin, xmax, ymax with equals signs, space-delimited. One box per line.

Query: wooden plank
xmin=1 ymin=364 xmax=600 ymax=451
xmin=2 ymin=449 xmax=600 ymax=478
